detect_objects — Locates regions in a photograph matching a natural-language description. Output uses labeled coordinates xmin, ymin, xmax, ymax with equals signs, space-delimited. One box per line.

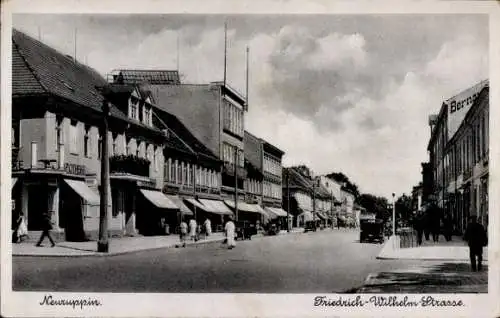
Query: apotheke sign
xmin=446 ymin=80 xmax=488 ymax=139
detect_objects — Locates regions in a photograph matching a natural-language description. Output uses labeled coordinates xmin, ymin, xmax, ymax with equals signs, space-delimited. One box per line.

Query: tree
xmin=326 ymin=172 xmax=360 ymax=198
xmin=356 ymin=193 xmax=390 ymax=220
xmin=395 ymin=194 xmax=413 ymax=224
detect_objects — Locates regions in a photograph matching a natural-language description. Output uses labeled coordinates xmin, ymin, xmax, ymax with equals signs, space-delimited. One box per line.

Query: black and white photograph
xmin=1 ymin=1 xmax=499 ymax=317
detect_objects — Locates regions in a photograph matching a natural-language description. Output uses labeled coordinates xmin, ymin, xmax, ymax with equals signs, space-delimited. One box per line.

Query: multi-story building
xmin=108 ymin=77 xmax=255 ymax=221
xmin=244 ymin=131 xmax=287 ymax=227
xmin=427 ymin=79 xmax=489 ymax=233
xmin=282 ymin=167 xmax=313 ymax=227
xmin=444 ymin=83 xmax=489 ymax=233
xmin=319 ymin=176 xmax=342 ymax=225
xmin=11 ymin=30 xmax=176 ymax=240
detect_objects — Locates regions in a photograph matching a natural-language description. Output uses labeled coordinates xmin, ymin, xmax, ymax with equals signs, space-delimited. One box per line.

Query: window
xmin=97 ymin=133 xmax=102 ymax=160
xmin=111 ymin=132 xmax=118 ymax=156
xmin=56 ymin=115 xmax=63 ymax=149
xmin=154 ymin=146 xmax=158 ymax=172
xmin=144 ymin=106 xmax=151 ymax=126
xmin=84 ymin=125 xmax=91 ymax=158
xmin=69 ymin=120 xmax=78 ymax=154
xmin=126 ymin=136 xmax=132 ymax=155
xmin=129 ymin=98 xmax=138 ymax=120
xmin=136 ymin=140 xmax=141 ymax=157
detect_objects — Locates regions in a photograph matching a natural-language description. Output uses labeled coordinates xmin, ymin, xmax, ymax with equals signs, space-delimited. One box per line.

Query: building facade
xmin=244 ymin=131 xmax=287 ymax=227
xmin=426 ymin=80 xmax=489 ymax=234
xmin=11 ymin=30 xmax=171 ymax=241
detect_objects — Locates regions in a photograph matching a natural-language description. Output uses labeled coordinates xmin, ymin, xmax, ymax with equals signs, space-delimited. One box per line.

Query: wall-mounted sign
xmin=446 ymin=80 xmax=488 ymax=139
xmin=64 ymin=163 xmax=86 ymax=176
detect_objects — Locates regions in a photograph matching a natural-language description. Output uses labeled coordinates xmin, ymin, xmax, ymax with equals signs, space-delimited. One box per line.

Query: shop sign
xmin=446 ymin=80 xmax=488 ymax=139
xmin=64 ymin=163 xmax=86 ymax=176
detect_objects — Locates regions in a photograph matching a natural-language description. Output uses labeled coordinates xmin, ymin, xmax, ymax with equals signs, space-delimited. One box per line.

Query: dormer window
xmin=129 ymin=97 xmax=139 ymax=120
xmin=144 ymin=105 xmax=151 ymax=126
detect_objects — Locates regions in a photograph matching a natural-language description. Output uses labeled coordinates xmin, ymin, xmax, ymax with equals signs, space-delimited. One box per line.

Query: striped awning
xmin=199 ymin=199 xmax=233 ymax=215
xmin=294 ymin=193 xmax=312 ymax=212
xmin=224 ymin=200 xmax=266 ymax=215
xmin=166 ymin=195 xmax=193 ymax=215
xmin=264 ymin=207 xmax=288 ymax=218
xmin=140 ymin=189 xmax=178 ymax=209
xmin=298 ymin=211 xmax=314 ymax=222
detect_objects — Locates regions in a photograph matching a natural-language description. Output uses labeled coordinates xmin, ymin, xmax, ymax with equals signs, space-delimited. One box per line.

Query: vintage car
xmin=235 ymin=221 xmax=257 ymax=240
xmin=359 ymin=217 xmax=385 ymax=243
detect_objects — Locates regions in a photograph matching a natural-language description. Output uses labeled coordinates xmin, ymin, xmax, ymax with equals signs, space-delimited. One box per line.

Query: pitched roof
xmin=108 ymin=69 xmax=181 ymax=85
xmin=12 ymin=29 xmax=160 ymax=133
xmin=153 ymin=107 xmax=219 ymax=162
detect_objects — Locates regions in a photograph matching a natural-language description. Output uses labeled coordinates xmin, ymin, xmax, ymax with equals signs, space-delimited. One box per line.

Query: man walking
xmin=189 ymin=218 xmax=197 ymax=242
xmin=224 ymin=215 xmax=236 ymax=249
xmin=204 ymin=218 xmax=212 ymax=237
xmin=36 ymin=211 xmax=55 ymax=247
xmin=413 ymin=211 xmax=425 ymax=246
xmin=463 ymin=215 xmax=487 ymax=271
xmin=179 ymin=219 xmax=188 ymax=248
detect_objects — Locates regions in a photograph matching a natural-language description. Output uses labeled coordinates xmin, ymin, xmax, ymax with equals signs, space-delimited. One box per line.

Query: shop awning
xmin=224 ymin=200 xmax=265 ymax=214
xmin=12 ymin=177 xmax=18 ymax=189
xmin=293 ymin=193 xmax=312 ymax=212
xmin=140 ymin=189 xmax=178 ymax=209
xmin=166 ymin=195 xmax=193 ymax=215
xmin=185 ymin=198 xmax=206 ymax=210
xmin=264 ymin=207 xmax=288 ymax=218
xmin=316 ymin=212 xmax=327 ymax=220
xmin=64 ymin=179 xmax=100 ymax=205
xmin=199 ymin=199 xmax=233 ymax=215
xmin=298 ymin=211 xmax=314 ymax=222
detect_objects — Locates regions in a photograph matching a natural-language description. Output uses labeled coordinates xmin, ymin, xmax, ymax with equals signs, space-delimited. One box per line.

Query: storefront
xmin=224 ymin=200 xmax=266 ymax=225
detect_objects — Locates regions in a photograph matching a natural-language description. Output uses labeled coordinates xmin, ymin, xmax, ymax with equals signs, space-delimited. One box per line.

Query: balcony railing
xmin=223 ymin=162 xmax=247 ymax=179
xmin=110 ymin=155 xmax=150 ymax=177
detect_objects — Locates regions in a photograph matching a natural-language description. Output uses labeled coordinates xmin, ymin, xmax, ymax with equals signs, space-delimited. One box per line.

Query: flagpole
xmin=223 ymin=21 xmax=227 ymax=87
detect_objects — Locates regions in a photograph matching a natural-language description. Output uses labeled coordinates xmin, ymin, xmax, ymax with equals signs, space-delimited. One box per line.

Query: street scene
xmin=10 ymin=13 xmax=489 ymax=295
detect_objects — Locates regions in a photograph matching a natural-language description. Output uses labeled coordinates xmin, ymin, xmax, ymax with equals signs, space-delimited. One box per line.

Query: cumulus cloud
xmin=13 ymin=14 xmax=488 ymax=198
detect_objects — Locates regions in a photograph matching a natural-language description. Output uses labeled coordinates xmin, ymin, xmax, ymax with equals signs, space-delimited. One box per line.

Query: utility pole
xmin=331 ymin=190 xmax=334 ymax=229
xmin=192 ymin=162 xmax=197 ymax=222
xmin=98 ymin=99 xmax=110 ymax=253
xmin=223 ymin=21 xmax=227 ymax=88
xmin=312 ymin=177 xmax=316 ymax=227
xmin=234 ymin=146 xmax=238 ymax=221
xmin=286 ymin=169 xmax=290 ymax=232
xmin=392 ymin=193 xmax=396 ymax=236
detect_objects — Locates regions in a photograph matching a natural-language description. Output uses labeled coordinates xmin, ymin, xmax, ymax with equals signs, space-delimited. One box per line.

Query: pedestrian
xmin=36 ymin=211 xmax=55 ymax=247
xmin=204 ymin=218 xmax=212 ymax=237
xmin=224 ymin=215 xmax=236 ymax=249
xmin=413 ymin=211 xmax=424 ymax=246
xmin=179 ymin=219 xmax=188 ymax=247
xmin=189 ymin=218 xmax=197 ymax=242
xmin=428 ymin=203 xmax=440 ymax=243
xmin=463 ymin=215 xmax=487 ymax=272
xmin=16 ymin=211 xmax=28 ymax=243
xmin=443 ymin=213 xmax=453 ymax=242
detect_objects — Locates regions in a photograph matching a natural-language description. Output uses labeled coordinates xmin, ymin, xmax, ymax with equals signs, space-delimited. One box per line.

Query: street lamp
xmin=392 ymin=193 xmax=396 ymax=236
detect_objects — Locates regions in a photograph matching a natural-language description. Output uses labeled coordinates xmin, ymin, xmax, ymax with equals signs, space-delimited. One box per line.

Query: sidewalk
xmin=12 ymin=228 xmax=306 ymax=257
xmin=377 ymin=235 xmax=489 ymax=261
xmin=358 ymin=261 xmax=488 ymax=293
xmin=12 ymin=232 xmax=226 ymax=257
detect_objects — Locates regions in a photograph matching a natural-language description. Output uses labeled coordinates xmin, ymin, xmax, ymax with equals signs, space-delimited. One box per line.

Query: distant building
xmin=244 ymin=131 xmax=287 ymax=227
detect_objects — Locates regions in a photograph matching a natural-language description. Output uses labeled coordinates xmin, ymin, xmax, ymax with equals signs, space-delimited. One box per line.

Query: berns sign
xmin=446 ymin=79 xmax=488 ymax=140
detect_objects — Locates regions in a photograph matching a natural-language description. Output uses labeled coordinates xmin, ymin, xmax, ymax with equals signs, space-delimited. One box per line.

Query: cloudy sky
xmin=13 ymin=14 xmax=489 ymax=198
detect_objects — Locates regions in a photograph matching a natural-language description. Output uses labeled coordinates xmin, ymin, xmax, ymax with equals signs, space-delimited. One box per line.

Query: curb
xmin=12 ymin=230 xmax=308 ymax=258
xmin=376 ymin=255 xmax=471 ymax=261
xmin=13 ymin=238 xmax=225 ymax=258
